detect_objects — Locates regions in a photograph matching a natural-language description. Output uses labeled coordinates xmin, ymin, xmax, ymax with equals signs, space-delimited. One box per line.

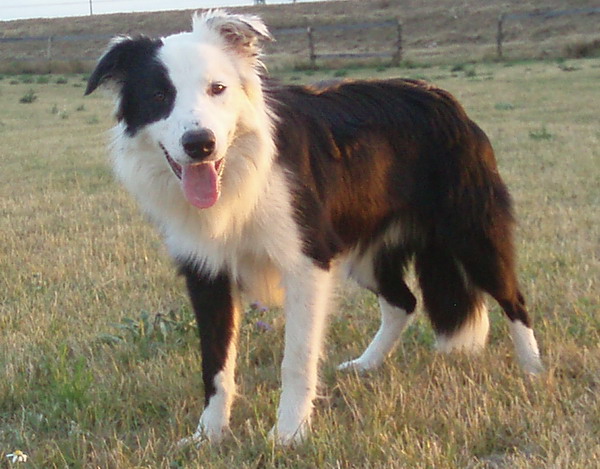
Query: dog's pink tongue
xmin=182 ymin=163 xmax=219 ymax=209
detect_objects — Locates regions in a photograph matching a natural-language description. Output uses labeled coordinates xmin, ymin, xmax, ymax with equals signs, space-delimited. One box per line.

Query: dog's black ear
xmin=197 ymin=10 xmax=273 ymax=60
xmin=85 ymin=36 xmax=161 ymax=96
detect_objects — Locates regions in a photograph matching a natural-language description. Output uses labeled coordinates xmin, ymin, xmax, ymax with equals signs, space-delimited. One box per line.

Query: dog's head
xmin=85 ymin=11 xmax=273 ymax=209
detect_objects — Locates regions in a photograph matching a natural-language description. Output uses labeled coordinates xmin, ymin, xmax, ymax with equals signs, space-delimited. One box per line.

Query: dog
xmin=85 ymin=10 xmax=543 ymax=445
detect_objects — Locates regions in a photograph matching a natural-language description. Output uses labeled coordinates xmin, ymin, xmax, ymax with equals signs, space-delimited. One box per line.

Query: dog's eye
xmin=209 ymin=83 xmax=227 ymax=96
xmin=153 ymin=91 xmax=166 ymax=102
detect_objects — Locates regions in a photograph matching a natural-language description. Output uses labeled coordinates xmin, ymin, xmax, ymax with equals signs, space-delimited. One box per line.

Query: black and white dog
xmin=86 ymin=11 xmax=542 ymax=445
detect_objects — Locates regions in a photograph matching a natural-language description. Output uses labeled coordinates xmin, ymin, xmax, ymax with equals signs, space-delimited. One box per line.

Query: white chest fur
xmin=112 ymin=130 xmax=302 ymax=305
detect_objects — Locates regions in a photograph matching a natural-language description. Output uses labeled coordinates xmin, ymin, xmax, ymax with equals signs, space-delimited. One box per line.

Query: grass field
xmin=0 ymin=58 xmax=599 ymax=468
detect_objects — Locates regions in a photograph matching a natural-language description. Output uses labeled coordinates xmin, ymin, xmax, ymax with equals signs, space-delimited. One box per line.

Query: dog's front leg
xmin=180 ymin=265 xmax=239 ymax=443
xmin=273 ymin=259 xmax=332 ymax=445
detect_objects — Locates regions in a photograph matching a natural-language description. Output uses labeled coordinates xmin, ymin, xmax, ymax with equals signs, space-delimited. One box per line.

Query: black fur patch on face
xmin=86 ymin=36 xmax=176 ymax=136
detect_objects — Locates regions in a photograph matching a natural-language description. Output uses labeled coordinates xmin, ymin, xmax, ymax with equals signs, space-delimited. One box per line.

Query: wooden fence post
xmin=392 ymin=19 xmax=403 ymax=65
xmin=496 ymin=13 xmax=505 ymax=59
xmin=46 ymin=36 xmax=53 ymax=73
xmin=307 ymin=25 xmax=316 ymax=68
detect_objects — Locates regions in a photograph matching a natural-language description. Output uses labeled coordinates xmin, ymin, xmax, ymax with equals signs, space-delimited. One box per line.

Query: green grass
xmin=528 ymin=126 xmax=554 ymax=141
xmin=1 ymin=60 xmax=599 ymax=468
xmin=18 ymin=89 xmax=37 ymax=104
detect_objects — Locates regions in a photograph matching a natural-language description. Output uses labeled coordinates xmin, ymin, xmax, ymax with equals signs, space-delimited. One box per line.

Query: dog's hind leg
xmin=180 ymin=265 xmax=240 ymax=444
xmin=454 ymin=229 xmax=543 ymax=374
xmin=338 ymin=296 xmax=414 ymax=372
xmin=339 ymin=247 xmax=417 ymax=372
xmin=416 ymin=247 xmax=490 ymax=354
xmin=507 ymin=312 xmax=543 ymax=374
xmin=271 ymin=258 xmax=333 ymax=445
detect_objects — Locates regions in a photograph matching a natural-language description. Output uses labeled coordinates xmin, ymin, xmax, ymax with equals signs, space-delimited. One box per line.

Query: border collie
xmin=85 ymin=11 xmax=543 ymax=445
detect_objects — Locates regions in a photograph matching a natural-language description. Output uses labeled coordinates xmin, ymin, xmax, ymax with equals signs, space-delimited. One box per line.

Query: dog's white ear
xmin=196 ymin=10 xmax=273 ymax=59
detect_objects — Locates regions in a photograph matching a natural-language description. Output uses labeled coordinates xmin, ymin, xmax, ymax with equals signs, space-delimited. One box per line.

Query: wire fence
xmin=496 ymin=7 xmax=600 ymax=58
xmin=0 ymin=19 xmax=401 ymax=71
xmin=1 ymin=6 xmax=599 ymax=73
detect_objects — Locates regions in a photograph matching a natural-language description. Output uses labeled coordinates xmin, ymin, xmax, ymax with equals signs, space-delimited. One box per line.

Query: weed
xmin=32 ymin=345 xmax=94 ymax=419
xmin=292 ymin=62 xmax=319 ymax=72
xmin=494 ymin=102 xmax=515 ymax=111
xmin=56 ymin=76 xmax=69 ymax=84
xmin=450 ymin=63 xmax=477 ymax=77
xmin=333 ymin=69 xmax=349 ymax=77
xmin=19 ymin=89 xmax=37 ymax=103
xmin=36 ymin=75 xmax=50 ymax=84
xmin=20 ymin=75 xmax=34 ymax=84
xmin=528 ymin=126 xmax=554 ymax=140
xmin=50 ymin=104 xmax=59 ymax=114
xmin=76 ymin=104 xmax=85 ymax=112
xmin=564 ymin=38 xmax=600 ymax=59
xmin=558 ymin=62 xmax=581 ymax=72
xmin=98 ymin=309 xmax=196 ymax=347
xmin=401 ymin=59 xmax=421 ymax=69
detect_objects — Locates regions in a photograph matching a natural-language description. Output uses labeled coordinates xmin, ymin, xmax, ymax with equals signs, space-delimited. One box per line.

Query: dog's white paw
xmin=175 ymin=433 xmax=205 ymax=450
xmin=175 ymin=424 xmax=230 ymax=449
xmin=520 ymin=353 xmax=545 ymax=376
xmin=337 ymin=357 xmax=379 ymax=373
xmin=268 ymin=420 xmax=309 ymax=446
xmin=176 ymin=411 xmax=230 ymax=449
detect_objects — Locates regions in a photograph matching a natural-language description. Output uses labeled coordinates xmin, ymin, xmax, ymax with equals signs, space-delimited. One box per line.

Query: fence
xmin=496 ymin=7 xmax=600 ymax=58
xmin=305 ymin=20 xmax=402 ymax=67
xmin=0 ymin=33 xmax=112 ymax=62
xmin=1 ymin=7 xmax=600 ymax=73
xmin=0 ymin=32 xmax=113 ymax=73
xmin=0 ymin=19 xmax=402 ymax=72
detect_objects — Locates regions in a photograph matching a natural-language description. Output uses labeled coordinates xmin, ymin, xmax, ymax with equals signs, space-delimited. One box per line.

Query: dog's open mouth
xmin=159 ymin=142 xmax=225 ymax=209
xmin=160 ymin=142 xmax=183 ymax=180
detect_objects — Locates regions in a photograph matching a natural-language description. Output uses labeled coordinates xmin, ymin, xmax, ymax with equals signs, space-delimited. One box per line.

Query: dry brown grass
xmin=0 ymin=56 xmax=598 ymax=467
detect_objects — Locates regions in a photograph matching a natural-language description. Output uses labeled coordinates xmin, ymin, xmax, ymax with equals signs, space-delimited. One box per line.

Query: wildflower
xmin=255 ymin=320 xmax=272 ymax=332
xmin=6 ymin=450 xmax=28 ymax=463
xmin=249 ymin=301 xmax=269 ymax=313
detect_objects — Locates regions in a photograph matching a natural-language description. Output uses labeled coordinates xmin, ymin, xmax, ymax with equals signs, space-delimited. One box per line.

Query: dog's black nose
xmin=181 ymin=129 xmax=216 ymax=161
